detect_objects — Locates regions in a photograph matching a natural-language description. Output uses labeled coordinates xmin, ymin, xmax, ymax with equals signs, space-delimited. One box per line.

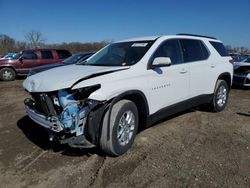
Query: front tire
xmin=209 ymin=80 xmax=229 ymax=112
xmin=0 ymin=68 xmax=16 ymax=81
xmin=100 ymin=99 xmax=138 ymax=156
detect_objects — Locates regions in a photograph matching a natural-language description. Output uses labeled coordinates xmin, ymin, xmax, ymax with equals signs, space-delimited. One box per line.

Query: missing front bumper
xmin=24 ymin=99 xmax=64 ymax=132
xmin=233 ymin=74 xmax=250 ymax=86
xmin=24 ymin=98 xmax=96 ymax=148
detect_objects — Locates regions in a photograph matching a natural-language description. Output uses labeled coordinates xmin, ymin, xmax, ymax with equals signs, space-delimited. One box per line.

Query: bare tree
xmin=14 ymin=41 xmax=27 ymax=52
xmin=47 ymin=41 xmax=109 ymax=53
xmin=0 ymin=34 xmax=15 ymax=55
xmin=25 ymin=30 xmax=46 ymax=49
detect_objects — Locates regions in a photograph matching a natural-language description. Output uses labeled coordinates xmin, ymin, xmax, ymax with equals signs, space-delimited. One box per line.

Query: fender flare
xmin=0 ymin=64 xmax=16 ymax=71
xmin=216 ymin=72 xmax=232 ymax=89
xmin=106 ymin=90 xmax=149 ymax=140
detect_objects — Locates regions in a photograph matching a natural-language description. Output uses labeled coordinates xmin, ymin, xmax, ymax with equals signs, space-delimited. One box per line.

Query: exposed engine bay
xmin=24 ymin=84 xmax=105 ymax=148
xmin=233 ymin=64 xmax=250 ymax=86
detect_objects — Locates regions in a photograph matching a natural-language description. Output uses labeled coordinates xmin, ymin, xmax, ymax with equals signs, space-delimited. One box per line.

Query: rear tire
xmin=0 ymin=68 xmax=16 ymax=81
xmin=209 ymin=79 xmax=229 ymax=112
xmin=100 ymin=99 xmax=138 ymax=156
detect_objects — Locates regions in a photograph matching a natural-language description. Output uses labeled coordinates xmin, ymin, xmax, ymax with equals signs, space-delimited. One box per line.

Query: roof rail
xmin=177 ymin=33 xmax=217 ymax=40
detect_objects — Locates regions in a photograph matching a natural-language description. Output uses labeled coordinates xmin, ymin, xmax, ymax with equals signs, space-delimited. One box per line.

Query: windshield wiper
xmin=81 ymin=64 xmax=108 ymax=66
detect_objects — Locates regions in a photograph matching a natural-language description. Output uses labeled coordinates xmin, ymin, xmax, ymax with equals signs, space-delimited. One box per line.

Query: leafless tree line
xmin=225 ymin=45 xmax=250 ymax=55
xmin=1 ymin=31 xmax=249 ymax=56
xmin=0 ymin=31 xmax=109 ymax=56
xmin=24 ymin=30 xmax=46 ymax=49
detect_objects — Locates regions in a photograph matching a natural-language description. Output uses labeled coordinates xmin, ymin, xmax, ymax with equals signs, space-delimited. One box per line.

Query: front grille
xmin=246 ymin=77 xmax=250 ymax=84
xmin=31 ymin=93 xmax=57 ymax=116
xmin=234 ymin=66 xmax=250 ymax=74
xmin=233 ymin=76 xmax=246 ymax=84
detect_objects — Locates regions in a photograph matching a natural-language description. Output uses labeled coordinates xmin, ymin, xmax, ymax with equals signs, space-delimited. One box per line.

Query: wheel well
xmin=0 ymin=66 xmax=16 ymax=73
xmin=218 ymin=73 xmax=231 ymax=89
xmin=121 ymin=93 xmax=149 ymax=130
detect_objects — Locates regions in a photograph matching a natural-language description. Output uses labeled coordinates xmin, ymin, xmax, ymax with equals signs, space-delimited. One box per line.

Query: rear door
xmin=40 ymin=50 xmax=55 ymax=65
xmin=147 ymin=39 xmax=189 ymax=113
xmin=20 ymin=50 xmax=41 ymax=74
xmin=180 ymin=39 xmax=211 ymax=97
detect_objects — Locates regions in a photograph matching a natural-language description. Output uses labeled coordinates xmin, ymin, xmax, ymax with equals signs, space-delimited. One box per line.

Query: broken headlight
xmin=54 ymin=84 xmax=101 ymax=136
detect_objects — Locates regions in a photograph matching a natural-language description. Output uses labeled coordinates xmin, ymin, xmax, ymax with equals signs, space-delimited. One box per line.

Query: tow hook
xmin=48 ymin=132 xmax=55 ymax=141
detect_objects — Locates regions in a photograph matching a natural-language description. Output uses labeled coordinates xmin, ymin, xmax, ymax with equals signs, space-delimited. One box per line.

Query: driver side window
xmin=22 ymin=51 xmax=38 ymax=60
xmin=152 ymin=39 xmax=183 ymax=65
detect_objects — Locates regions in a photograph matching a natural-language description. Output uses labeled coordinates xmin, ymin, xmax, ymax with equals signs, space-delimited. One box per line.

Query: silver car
xmin=233 ymin=57 xmax=250 ymax=87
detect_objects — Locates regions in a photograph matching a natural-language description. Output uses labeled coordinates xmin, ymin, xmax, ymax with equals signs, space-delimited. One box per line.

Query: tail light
xmin=229 ymin=59 xmax=235 ymax=65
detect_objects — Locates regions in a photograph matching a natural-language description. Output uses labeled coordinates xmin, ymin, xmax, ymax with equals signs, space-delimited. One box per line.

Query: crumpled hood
xmin=23 ymin=64 xmax=129 ymax=92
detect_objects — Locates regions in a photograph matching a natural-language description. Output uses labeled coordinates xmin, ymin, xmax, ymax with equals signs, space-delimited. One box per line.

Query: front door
xmin=21 ymin=50 xmax=40 ymax=74
xmin=147 ymin=39 xmax=189 ymax=114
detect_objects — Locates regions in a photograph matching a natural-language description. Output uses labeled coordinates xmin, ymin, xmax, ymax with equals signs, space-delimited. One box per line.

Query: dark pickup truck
xmin=0 ymin=49 xmax=71 ymax=81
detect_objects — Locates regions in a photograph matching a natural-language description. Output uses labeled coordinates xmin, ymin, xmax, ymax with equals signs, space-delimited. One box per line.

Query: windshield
xmin=3 ymin=53 xmax=16 ymax=59
xmin=243 ymin=58 xmax=250 ymax=63
xmin=12 ymin=52 xmax=22 ymax=59
xmin=84 ymin=41 xmax=154 ymax=66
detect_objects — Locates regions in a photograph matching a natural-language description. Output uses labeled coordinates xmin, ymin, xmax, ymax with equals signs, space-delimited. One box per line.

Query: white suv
xmin=23 ymin=34 xmax=233 ymax=156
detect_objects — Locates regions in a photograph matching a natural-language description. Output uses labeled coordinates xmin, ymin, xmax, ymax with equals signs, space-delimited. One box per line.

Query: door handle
xmin=180 ymin=69 xmax=187 ymax=74
xmin=210 ymin=64 xmax=215 ymax=68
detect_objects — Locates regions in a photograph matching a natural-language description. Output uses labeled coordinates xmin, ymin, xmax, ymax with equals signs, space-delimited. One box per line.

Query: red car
xmin=0 ymin=49 xmax=71 ymax=81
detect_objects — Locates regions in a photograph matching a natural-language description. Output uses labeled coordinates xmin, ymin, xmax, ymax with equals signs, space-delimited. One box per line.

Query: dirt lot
xmin=0 ymin=80 xmax=249 ymax=188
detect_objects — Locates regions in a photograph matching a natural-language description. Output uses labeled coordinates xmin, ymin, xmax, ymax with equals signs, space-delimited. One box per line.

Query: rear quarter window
xmin=209 ymin=41 xmax=229 ymax=57
xmin=56 ymin=50 xmax=71 ymax=59
xmin=41 ymin=50 xmax=53 ymax=59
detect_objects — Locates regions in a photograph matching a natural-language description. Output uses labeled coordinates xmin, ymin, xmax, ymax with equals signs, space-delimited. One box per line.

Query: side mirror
xmin=152 ymin=57 xmax=171 ymax=68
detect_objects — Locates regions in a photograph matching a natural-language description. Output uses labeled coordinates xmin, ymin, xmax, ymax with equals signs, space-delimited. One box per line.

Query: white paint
xmin=23 ymin=35 xmax=233 ymax=115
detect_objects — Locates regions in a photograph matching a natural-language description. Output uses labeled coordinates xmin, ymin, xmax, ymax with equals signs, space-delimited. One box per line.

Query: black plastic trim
xmin=177 ymin=33 xmax=217 ymax=40
xmin=106 ymin=90 xmax=149 ymax=140
xmin=218 ymin=72 xmax=232 ymax=89
xmin=85 ymin=102 xmax=109 ymax=145
xmin=147 ymin=94 xmax=213 ymax=126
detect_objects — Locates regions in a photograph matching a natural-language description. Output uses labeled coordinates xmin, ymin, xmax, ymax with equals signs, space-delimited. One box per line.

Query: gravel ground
xmin=0 ymin=80 xmax=249 ymax=188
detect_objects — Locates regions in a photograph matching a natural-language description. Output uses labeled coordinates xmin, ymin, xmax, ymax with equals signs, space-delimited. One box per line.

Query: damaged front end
xmin=24 ymin=84 xmax=105 ymax=148
xmin=233 ymin=66 xmax=250 ymax=86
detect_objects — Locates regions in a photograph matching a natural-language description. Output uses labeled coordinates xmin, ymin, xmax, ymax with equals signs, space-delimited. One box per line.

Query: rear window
xmin=180 ymin=39 xmax=209 ymax=62
xmin=209 ymin=41 xmax=229 ymax=57
xmin=41 ymin=50 xmax=53 ymax=59
xmin=56 ymin=50 xmax=71 ymax=59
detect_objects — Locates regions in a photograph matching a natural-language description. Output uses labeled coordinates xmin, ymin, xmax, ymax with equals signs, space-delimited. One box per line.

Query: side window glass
xmin=56 ymin=50 xmax=71 ymax=59
xmin=41 ymin=50 xmax=53 ymax=59
xmin=200 ymin=42 xmax=209 ymax=59
xmin=153 ymin=39 xmax=182 ymax=65
xmin=22 ymin=51 xmax=38 ymax=60
xmin=181 ymin=39 xmax=209 ymax=62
